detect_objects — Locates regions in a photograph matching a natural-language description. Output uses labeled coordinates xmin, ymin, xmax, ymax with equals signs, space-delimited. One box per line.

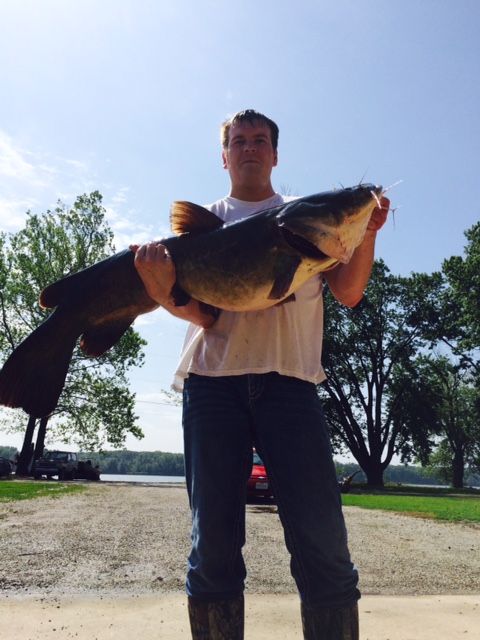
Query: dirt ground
xmin=1 ymin=482 xmax=479 ymax=597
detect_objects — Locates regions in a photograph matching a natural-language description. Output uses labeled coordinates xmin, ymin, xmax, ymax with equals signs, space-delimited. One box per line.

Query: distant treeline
xmin=0 ymin=446 xmax=185 ymax=476
xmin=79 ymin=450 xmax=185 ymax=476
xmin=1 ymin=445 xmax=479 ymax=485
xmin=334 ymin=461 xmax=480 ymax=487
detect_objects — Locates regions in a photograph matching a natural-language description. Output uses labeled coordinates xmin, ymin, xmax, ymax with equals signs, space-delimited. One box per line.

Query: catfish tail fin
xmin=0 ymin=310 xmax=78 ymax=417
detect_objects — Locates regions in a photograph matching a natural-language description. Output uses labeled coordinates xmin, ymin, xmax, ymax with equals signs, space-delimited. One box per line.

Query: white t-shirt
xmin=172 ymin=193 xmax=327 ymax=391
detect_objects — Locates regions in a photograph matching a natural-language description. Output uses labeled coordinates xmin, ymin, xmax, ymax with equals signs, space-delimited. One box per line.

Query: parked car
xmin=34 ymin=450 xmax=79 ymax=480
xmin=247 ymin=450 xmax=274 ymax=501
xmin=33 ymin=451 xmax=100 ymax=481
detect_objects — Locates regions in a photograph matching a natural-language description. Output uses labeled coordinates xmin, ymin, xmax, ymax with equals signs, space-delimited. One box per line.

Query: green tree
xmin=319 ymin=260 xmax=436 ymax=486
xmin=0 ymin=192 xmax=146 ymax=454
xmin=406 ymin=224 xmax=480 ymax=372
xmin=442 ymin=222 xmax=480 ymax=355
xmin=402 ymin=224 xmax=480 ymax=486
xmin=404 ymin=356 xmax=480 ymax=488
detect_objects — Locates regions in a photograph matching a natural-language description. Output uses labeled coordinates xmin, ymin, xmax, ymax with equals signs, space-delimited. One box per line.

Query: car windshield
xmin=48 ymin=452 xmax=69 ymax=461
xmin=253 ymin=452 xmax=264 ymax=465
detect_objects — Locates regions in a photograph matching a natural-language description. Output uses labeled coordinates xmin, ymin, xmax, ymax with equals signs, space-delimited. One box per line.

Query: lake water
xmin=99 ymin=476 xmax=480 ymax=493
xmin=100 ymin=473 xmax=185 ymax=484
xmin=100 ymin=476 xmax=478 ymax=489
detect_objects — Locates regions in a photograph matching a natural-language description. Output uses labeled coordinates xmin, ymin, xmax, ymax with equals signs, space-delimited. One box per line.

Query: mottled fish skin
xmin=0 ymin=184 xmax=382 ymax=417
xmin=164 ymin=183 xmax=382 ymax=310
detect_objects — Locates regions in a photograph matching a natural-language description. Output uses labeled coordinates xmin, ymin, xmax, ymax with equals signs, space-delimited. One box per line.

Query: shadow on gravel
xmin=247 ymin=497 xmax=278 ymax=514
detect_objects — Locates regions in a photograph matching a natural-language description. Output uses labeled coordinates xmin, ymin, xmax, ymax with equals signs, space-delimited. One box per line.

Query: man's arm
xmin=130 ymin=242 xmax=218 ymax=329
xmin=324 ymin=196 xmax=390 ymax=308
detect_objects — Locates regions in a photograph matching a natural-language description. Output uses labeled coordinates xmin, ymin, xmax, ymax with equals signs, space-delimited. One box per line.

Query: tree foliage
xmin=79 ymin=450 xmax=185 ymax=476
xmin=442 ymin=222 xmax=480 ymax=353
xmin=319 ymin=219 xmax=480 ymax=488
xmin=319 ymin=260 xmax=438 ymax=486
xmin=404 ymin=357 xmax=480 ymax=488
xmin=0 ymin=192 xmax=146 ymax=450
xmin=401 ymin=223 xmax=480 ymax=486
xmin=407 ymin=223 xmax=480 ymax=371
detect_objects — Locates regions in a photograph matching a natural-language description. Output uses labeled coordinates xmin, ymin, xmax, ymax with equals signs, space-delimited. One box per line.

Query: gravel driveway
xmin=0 ymin=483 xmax=478 ymax=597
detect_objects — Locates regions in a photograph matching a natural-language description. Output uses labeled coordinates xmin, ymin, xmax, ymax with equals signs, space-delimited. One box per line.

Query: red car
xmin=246 ymin=450 xmax=274 ymax=501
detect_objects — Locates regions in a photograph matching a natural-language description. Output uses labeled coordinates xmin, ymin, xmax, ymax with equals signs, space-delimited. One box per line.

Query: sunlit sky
xmin=0 ymin=0 xmax=479 ymax=454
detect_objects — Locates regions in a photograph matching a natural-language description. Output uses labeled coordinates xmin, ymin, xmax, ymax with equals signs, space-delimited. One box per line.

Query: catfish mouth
xmin=280 ymin=226 xmax=328 ymax=259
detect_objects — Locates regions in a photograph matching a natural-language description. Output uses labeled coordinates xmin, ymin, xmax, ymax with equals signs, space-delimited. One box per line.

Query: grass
xmin=369 ymin=483 xmax=480 ymax=496
xmin=0 ymin=479 xmax=85 ymax=503
xmin=1 ymin=479 xmax=478 ymax=524
xmin=342 ymin=490 xmax=480 ymax=523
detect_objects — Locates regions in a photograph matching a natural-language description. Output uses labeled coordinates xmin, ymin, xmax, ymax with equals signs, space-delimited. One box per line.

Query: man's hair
xmin=221 ymin=109 xmax=279 ymax=151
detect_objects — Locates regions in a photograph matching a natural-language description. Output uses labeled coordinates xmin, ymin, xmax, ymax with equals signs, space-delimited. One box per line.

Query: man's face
xmin=222 ymin=120 xmax=278 ymax=187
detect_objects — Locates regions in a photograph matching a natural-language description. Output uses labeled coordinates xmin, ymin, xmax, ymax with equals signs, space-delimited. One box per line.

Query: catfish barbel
xmin=0 ymin=183 xmax=383 ymax=417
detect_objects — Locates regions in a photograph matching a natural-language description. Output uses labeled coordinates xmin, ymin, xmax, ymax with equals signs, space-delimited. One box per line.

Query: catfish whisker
xmin=383 ymin=179 xmax=403 ymax=194
xmin=358 ymin=170 xmax=368 ymax=186
xmin=370 ymin=190 xmax=381 ymax=208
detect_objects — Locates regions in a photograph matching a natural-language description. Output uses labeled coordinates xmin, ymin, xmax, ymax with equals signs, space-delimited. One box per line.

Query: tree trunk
xmin=15 ymin=415 xmax=37 ymax=476
xmin=451 ymin=448 xmax=464 ymax=489
xmin=361 ymin=459 xmax=385 ymax=488
xmin=33 ymin=416 xmax=49 ymax=461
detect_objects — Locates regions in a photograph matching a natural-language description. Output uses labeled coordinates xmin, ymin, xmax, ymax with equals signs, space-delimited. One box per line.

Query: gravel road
xmin=1 ymin=483 xmax=478 ymax=597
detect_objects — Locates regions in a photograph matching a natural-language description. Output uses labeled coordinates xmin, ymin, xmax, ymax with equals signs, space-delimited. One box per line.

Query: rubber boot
xmin=301 ymin=602 xmax=359 ymax=640
xmin=188 ymin=595 xmax=244 ymax=639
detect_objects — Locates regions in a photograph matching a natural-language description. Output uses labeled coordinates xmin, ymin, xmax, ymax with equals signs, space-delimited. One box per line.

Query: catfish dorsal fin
xmin=170 ymin=201 xmax=224 ymax=235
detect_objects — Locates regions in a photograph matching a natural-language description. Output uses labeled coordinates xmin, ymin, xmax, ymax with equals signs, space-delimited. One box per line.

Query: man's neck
xmin=228 ymin=183 xmax=276 ymax=202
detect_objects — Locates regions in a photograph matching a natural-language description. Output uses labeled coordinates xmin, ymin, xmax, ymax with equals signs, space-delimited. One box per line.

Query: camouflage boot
xmin=188 ymin=595 xmax=244 ymax=640
xmin=301 ymin=602 xmax=359 ymax=640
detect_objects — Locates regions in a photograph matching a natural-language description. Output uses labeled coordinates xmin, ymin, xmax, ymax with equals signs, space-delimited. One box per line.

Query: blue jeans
xmin=182 ymin=372 xmax=359 ymax=608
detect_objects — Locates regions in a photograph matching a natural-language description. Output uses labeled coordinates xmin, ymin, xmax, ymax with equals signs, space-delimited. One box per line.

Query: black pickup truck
xmin=0 ymin=457 xmax=13 ymax=478
xmin=34 ymin=451 xmax=100 ymax=481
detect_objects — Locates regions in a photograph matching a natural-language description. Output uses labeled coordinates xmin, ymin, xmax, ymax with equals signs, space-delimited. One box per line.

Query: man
xmin=132 ymin=109 xmax=389 ymax=639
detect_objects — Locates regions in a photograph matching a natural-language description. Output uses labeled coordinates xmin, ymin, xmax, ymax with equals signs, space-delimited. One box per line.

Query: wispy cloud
xmin=0 ymin=131 xmax=145 ymax=246
xmin=0 ymin=195 xmax=38 ymax=231
xmin=104 ymin=189 xmax=155 ymax=250
xmin=0 ymin=130 xmax=95 ymax=231
xmin=110 ymin=186 xmax=130 ymax=205
xmin=0 ymin=131 xmax=55 ymax=189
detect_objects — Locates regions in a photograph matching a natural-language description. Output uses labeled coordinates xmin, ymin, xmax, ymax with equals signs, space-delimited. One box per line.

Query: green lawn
xmin=342 ymin=491 xmax=480 ymax=523
xmin=0 ymin=480 xmax=85 ymax=503
xmin=2 ymin=480 xmax=478 ymax=524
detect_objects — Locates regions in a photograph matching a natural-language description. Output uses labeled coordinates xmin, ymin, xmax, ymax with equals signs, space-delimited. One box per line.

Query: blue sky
xmin=0 ymin=0 xmax=479 ymax=454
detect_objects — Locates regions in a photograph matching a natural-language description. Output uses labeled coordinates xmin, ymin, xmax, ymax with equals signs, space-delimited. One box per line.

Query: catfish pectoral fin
xmin=171 ymin=282 xmax=191 ymax=306
xmin=0 ymin=310 xmax=77 ymax=417
xmin=80 ymin=318 xmax=136 ymax=357
xmin=268 ymin=256 xmax=302 ymax=300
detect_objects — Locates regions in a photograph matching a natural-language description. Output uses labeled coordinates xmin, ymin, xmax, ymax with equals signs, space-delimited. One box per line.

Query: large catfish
xmin=0 ymin=184 xmax=383 ymax=417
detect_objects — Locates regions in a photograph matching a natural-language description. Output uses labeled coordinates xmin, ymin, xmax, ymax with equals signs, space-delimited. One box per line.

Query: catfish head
xmin=277 ymin=184 xmax=384 ymax=264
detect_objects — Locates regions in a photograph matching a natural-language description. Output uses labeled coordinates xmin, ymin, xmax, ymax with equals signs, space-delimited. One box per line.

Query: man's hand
xmin=367 ymin=196 xmax=390 ymax=232
xmin=130 ymin=242 xmax=218 ymax=329
xmin=130 ymin=242 xmax=176 ymax=306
